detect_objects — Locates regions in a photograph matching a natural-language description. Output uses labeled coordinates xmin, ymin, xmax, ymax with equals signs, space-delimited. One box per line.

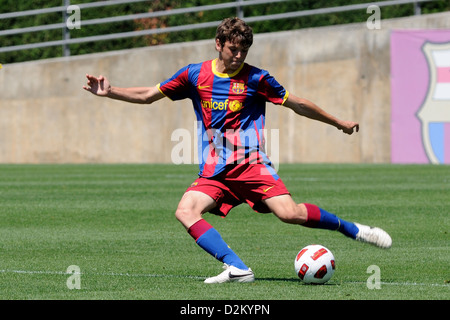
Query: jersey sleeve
xmin=157 ymin=65 xmax=192 ymax=101
xmin=257 ymin=72 xmax=289 ymax=105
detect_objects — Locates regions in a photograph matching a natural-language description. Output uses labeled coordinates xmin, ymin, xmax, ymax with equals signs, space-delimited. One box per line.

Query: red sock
xmin=188 ymin=219 xmax=213 ymax=241
xmin=302 ymin=203 xmax=321 ymax=228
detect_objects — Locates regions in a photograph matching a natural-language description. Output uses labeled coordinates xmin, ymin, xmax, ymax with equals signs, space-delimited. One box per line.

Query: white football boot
xmin=355 ymin=223 xmax=392 ymax=249
xmin=204 ymin=264 xmax=255 ymax=284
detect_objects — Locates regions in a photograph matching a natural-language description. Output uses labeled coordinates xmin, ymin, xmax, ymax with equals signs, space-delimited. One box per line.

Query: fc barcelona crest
xmin=232 ymin=82 xmax=245 ymax=94
xmin=416 ymin=42 xmax=450 ymax=164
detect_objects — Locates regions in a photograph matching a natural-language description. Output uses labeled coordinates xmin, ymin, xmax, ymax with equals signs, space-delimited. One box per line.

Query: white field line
xmin=346 ymin=281 xmax=449 ymax=288
xmin=1 ymin=269 xmax=449 ymax=287
xmin=0 ymin=268 xmax=205 ymax=280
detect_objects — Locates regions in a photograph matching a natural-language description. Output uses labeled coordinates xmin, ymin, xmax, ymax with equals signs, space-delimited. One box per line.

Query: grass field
xmin=0 ymin=163 xmax=448 ymax=303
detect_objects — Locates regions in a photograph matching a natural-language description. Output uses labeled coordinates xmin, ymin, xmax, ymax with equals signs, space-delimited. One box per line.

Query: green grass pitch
xmin=0 ymin=163 xmax=448 ymax=301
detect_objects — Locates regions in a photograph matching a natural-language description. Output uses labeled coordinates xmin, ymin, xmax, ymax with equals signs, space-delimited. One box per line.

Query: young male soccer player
xmin=83 ymin=17 xmax=392 ymax=284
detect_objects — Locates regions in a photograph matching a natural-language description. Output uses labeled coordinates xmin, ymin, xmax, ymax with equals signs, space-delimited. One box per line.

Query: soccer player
xmin=83 ymin=17 xmax=392 ymax=284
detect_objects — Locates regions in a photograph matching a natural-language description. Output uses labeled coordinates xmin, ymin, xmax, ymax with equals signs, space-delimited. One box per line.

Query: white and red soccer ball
xmin=294 ymin=244 xmax=335 ymax=284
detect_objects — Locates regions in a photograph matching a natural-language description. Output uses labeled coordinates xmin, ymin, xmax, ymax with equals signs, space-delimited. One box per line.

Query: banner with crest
xmin=391 ymin=30 xmax=450 ymax=164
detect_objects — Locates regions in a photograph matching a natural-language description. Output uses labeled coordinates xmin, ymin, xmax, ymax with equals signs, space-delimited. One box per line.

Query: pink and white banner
xmin=390 ymin=30 xmax=450 ymax=164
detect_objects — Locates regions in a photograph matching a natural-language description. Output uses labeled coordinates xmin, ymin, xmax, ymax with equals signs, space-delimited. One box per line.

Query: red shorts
xmin=185 ymin=163 xmax=290 ymax=216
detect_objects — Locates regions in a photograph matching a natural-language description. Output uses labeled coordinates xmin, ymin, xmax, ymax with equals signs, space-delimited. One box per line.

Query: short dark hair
xmin=215 ymin=17 xmax=253 ymax=49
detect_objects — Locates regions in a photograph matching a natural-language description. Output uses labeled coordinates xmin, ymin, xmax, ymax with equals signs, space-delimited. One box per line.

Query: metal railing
xmin=0 ymin=0 xmax=437 ymax=56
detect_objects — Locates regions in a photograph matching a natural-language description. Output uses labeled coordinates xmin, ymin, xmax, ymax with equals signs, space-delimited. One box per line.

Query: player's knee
xmin=175 ymin=206 xmax=190 ymax=223
xmin=175 ymin=205 xmax=201 ymax=225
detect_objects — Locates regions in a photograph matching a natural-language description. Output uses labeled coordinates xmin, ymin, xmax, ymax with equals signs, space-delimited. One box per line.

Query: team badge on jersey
xmin=232 ymin=82 xmax=245 ymax=94
xmin=416 ymin=42 xmax=450 ymax=164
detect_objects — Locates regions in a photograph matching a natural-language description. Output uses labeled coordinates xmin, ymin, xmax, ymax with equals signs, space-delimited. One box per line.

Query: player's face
xmin=216 ymin=40 xmax=249 ymax=73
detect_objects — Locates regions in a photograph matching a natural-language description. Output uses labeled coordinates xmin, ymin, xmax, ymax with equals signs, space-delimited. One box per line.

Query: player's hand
xmin=338 ymin=121 xmax=359 ymax=135
xmin=83 ymin=74 xmax=111 ymax=96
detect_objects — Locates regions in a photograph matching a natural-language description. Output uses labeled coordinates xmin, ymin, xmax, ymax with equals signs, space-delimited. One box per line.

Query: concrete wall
xmin=1 ymin=11 xmax=449 ymax=164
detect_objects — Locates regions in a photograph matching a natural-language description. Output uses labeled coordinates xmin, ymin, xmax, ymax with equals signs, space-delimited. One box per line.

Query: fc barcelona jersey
xmin=157 ymin=59 xmax=289 ymax=178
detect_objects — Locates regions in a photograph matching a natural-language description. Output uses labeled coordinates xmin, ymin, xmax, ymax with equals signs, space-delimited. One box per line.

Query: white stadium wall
xmin=1 ymin=12 xmax=449 ymax=164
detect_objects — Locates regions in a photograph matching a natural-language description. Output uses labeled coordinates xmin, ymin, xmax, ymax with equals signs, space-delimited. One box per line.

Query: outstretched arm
xmin=283 ymin=94 xmax=359 ymax=135
xmin=83 ymin=74 xmax=164 ymax=104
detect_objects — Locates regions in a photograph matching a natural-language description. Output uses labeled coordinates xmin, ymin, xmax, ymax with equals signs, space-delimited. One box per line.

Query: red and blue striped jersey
xmin=158 ymin=59 xmax=289 ymax=178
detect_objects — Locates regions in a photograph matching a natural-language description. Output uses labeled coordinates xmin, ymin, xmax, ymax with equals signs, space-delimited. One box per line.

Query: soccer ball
xmin=294 ymin=244 xmax=335 ymax=284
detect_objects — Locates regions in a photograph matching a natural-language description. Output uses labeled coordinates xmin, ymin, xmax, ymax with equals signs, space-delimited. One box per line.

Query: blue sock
xmin=188 ymin=219 xmax=248 ymax=270
xmin=197 ymin=229 xmax=248 ymax=270
xmin=304 ymin=203 xmax=359 ymax=239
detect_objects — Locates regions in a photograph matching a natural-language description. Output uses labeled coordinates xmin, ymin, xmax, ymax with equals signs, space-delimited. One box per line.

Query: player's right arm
xmin=83 ymin=74 xmax=164 ymax=104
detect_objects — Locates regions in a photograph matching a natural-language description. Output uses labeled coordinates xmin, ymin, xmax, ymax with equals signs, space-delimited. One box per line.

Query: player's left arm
xmin=283 ymin=94 xmax=359 ymax=135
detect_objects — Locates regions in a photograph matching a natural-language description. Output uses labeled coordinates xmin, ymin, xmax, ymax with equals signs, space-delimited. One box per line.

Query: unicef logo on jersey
xmin=201 ymin=99 xmax=243 ymax=112
xmin=229 ymin=100 xmax=243 ymax=112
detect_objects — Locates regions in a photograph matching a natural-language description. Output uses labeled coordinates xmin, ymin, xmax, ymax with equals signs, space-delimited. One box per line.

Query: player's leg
xmin=263 ymin=195 xmax=392 ymax=248
xmin=175 ymin=190 xmax=254 ymax=282
xmin=263 ymin=195 xmax=358 ymax=237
